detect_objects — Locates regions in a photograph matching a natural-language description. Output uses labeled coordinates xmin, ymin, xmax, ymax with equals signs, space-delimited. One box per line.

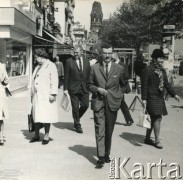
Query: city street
xmin=0 ymin=76 xmax=183 ymax=180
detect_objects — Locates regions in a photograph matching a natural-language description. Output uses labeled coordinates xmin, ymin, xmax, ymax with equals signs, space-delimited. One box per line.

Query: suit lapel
xmin=73 ymin=59 xmax=80 ymax=71
xmin=82 ymin=57 xmax=85 ymax=74
xmin=108 ymin=62 xmax=116 ymax=79
xmin=99 ymin=63 xmax=107 ymax=80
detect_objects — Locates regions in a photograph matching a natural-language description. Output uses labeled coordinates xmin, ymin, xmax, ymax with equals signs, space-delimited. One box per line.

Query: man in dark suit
xmin=88 ymin=44 xmax=126 ymax=166
xmin=64 ymin=45 xmax=90 ymax=133
xmin=113 ymin=54 xmax=134 ymax=126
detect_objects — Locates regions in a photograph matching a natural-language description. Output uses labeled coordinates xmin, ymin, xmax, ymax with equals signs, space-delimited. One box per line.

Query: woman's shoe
xmin=144 ymin=138 xmax=155 ymax=146
xmin=29 ymin=137 xmax=40 ymax=143
xmin=154 ymin=141 xmax=163 ymax=149
xmin=0 ymin=140 xmax=4 ymax=146
xmin=42 ymin=139 xmax=49 ymax=145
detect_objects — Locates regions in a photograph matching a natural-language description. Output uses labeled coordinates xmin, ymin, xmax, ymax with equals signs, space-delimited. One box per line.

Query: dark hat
xmin=34 ymin=48 xmax=50 ymax=59
xmin=151 ymin=49 xmax=165 ymax=59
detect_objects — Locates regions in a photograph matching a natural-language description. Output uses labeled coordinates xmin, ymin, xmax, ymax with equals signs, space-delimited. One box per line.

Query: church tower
xmin=90 ymin=1 xmax=103 ymax=34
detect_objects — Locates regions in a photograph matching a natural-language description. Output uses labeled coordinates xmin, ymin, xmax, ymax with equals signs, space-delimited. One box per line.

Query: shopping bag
xmin=60 ymin=93 xmax=71 ymax=112
xmin=28 ymin=108 xmax=44 ymax=133
xmin=28 ymin=113 xmax=35 ymax=133
xmin=137 ymin=108 xmax=151 ymax=129
xmin=5 ymin=87 xmax=12 ymax=97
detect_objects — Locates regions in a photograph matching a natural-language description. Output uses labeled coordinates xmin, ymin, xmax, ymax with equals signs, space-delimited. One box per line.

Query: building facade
xmin=54 ymin=0 xmax=75 ymax=57
xmin=73 ymin=21 xmax=86 ymax=46
xmin=87 ymin=1 xmax=103 ymax=50
xmin=0 ymin=0 xmax=75 ymax=92
xmin=0 ymin=0 xmax=37 ymax=92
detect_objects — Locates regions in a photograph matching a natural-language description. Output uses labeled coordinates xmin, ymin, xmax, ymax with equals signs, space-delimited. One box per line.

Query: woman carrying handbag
xmin=30 ymin=48 xmax=58 ymax=145
xmin=141 ymin=49 xmax=180 ymax=149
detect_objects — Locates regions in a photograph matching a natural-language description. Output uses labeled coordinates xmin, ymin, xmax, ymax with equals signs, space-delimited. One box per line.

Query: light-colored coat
xmin=0 ymin=63 xmax=9 ymax=120
xmin=32 ymin=60 xmax=58 ymax=123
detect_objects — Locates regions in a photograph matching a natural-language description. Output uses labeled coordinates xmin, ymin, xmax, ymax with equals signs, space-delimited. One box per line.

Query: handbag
xmin=28 ymin=112 xmax=43 ymax=133
xmin=5 ymin=87 xmax=12 ymax=97
xmin=28 ymin=113 xmax=35 ymax=133
xmin=60 ymin=93 xmax=71 ymax=112
xmin=137 ymin=108 xmax=151 ymax=129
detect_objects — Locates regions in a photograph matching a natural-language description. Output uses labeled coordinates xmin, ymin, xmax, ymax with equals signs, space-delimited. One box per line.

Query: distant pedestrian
xmin=141 ymin=49 xmax=180 ymax=149
xmin=64 ymin=45 xmax=90 ymax=133
xmin=0 ymin=62 xmax=9 ymax=146
xmin=30 ymin=48 xmax=58 ymax=145
xmin=89 ymin=55 xmax=97 ymax=66
xmin=113 ymin=53 xmax=134 ymax=126
xmin=54 ymin=55 xmax=64 ymax=88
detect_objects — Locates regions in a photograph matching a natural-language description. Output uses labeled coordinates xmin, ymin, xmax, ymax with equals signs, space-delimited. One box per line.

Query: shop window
xmin=6 ymin=40 xmax=27 ymax=77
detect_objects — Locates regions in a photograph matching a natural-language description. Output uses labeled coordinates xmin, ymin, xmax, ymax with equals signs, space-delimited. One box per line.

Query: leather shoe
xmin=42 ymin=140 xmax=49 ymax=145
xmin=125 ymin=122 xmax=132 ymax=126
xmin=29 ymin=137 xmax=40 ymax=143
xmin=154 ymin=141 xmax=163 ymax=149
xmin=76 ymin=128 xmax=83 ymax=134
xmin=105 ymin=156 xmax=111 ymax=163
xmin=144 ymin=138 xmax=155 ymax=146
xmin=97 ymin=157 xmax=105 ymax=166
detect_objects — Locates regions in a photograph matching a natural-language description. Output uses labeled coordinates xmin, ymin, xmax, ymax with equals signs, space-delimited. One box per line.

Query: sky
xmin=74 ymin=0 xmax=124 ymax=31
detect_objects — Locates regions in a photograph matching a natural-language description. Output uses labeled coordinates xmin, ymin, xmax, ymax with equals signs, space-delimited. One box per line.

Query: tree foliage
xmin=99 ymin=0 xmax=183 ymax=51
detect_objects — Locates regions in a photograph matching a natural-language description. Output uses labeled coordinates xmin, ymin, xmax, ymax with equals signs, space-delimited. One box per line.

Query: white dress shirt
xmin=76 ymin=56 xmax=83 ymax=71
xmin=103 ymin=61 xmax=112 ymax=74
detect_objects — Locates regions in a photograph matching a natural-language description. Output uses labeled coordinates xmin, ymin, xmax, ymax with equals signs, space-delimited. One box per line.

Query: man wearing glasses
xmin=88 ymin=44 xmax=126 ymax=167
xmin=64 ymin=45 xmax=90 ymax=133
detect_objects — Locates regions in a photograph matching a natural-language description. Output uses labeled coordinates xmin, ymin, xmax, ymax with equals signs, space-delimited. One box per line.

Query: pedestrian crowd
xmin=0 ymin=44 xmax=180 ymax=168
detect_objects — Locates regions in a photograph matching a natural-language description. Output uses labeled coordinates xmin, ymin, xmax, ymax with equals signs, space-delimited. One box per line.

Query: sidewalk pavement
xmin=0 ymin=77 xmax=183 ymax=180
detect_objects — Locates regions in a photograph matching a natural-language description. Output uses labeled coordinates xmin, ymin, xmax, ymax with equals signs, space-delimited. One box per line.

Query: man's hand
xmin=142 ymin=100 xmax=147 ymax=109
xmin=97 ymin=88 xmax=108 ymax=96
xmin=49 ymin=95 xmax=56 ymax=102
xmin=175 ymin=95 xmax=180 ymax=102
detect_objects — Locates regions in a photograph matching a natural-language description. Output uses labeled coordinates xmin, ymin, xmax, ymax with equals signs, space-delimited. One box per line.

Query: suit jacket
xmin=88 ymin=62 xmax=126 ymax=111
xmin=64 ymin=57 xmax=90 ymax=94
xmin=118 ymin=61 xmax=131 ymax=94
xmin=141 ymin=64 xmax=176 ymax=116
xmin=54 ymin=61 xmax=64 ymax=77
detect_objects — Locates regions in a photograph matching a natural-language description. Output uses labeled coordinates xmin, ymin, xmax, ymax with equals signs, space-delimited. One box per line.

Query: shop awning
xmin=33 ymin=35 xmax=54 ymax=47
xmin=57 ymin=48 xmax=74 ymax=56
xmin=43 ymin=29 xmax=63 ymax=44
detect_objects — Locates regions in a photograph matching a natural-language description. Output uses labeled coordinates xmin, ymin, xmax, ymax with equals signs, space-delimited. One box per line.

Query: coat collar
xmin=73 ymin=56 xmax=85 ymax=72
xmin=99 ymin=61 xmax=116 ymax=80
xmin=33 ymin=60 xmax=50 ymax=79
xmin=37 ymin=60 xmax=50 ymax=75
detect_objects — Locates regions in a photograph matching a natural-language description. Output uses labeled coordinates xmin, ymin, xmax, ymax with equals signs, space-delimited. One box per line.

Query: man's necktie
xmin=106 ymin=64 xmax=108 ymax=79
xmin=79 ymin=59 xmax=82 ymax=71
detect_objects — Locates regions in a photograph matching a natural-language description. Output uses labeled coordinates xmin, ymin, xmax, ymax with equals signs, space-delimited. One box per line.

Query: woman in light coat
xmin=30 ymin=48 xmax=58 ymax=145
xmin=0 ymin=62 xmax=9 ymax=146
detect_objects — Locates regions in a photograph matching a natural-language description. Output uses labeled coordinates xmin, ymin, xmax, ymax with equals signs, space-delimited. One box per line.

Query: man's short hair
xmin=101 ymin=43 xmax=112 ymax=49
xmin=99 ymin=43 xmax=113 ymax=53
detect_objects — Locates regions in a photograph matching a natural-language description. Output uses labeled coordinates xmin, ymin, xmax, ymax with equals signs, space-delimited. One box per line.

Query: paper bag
xmin=137 ymin=109 xmax=151 ymax=129
xmin=60 ymin=93 xmax=71 ymax=112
